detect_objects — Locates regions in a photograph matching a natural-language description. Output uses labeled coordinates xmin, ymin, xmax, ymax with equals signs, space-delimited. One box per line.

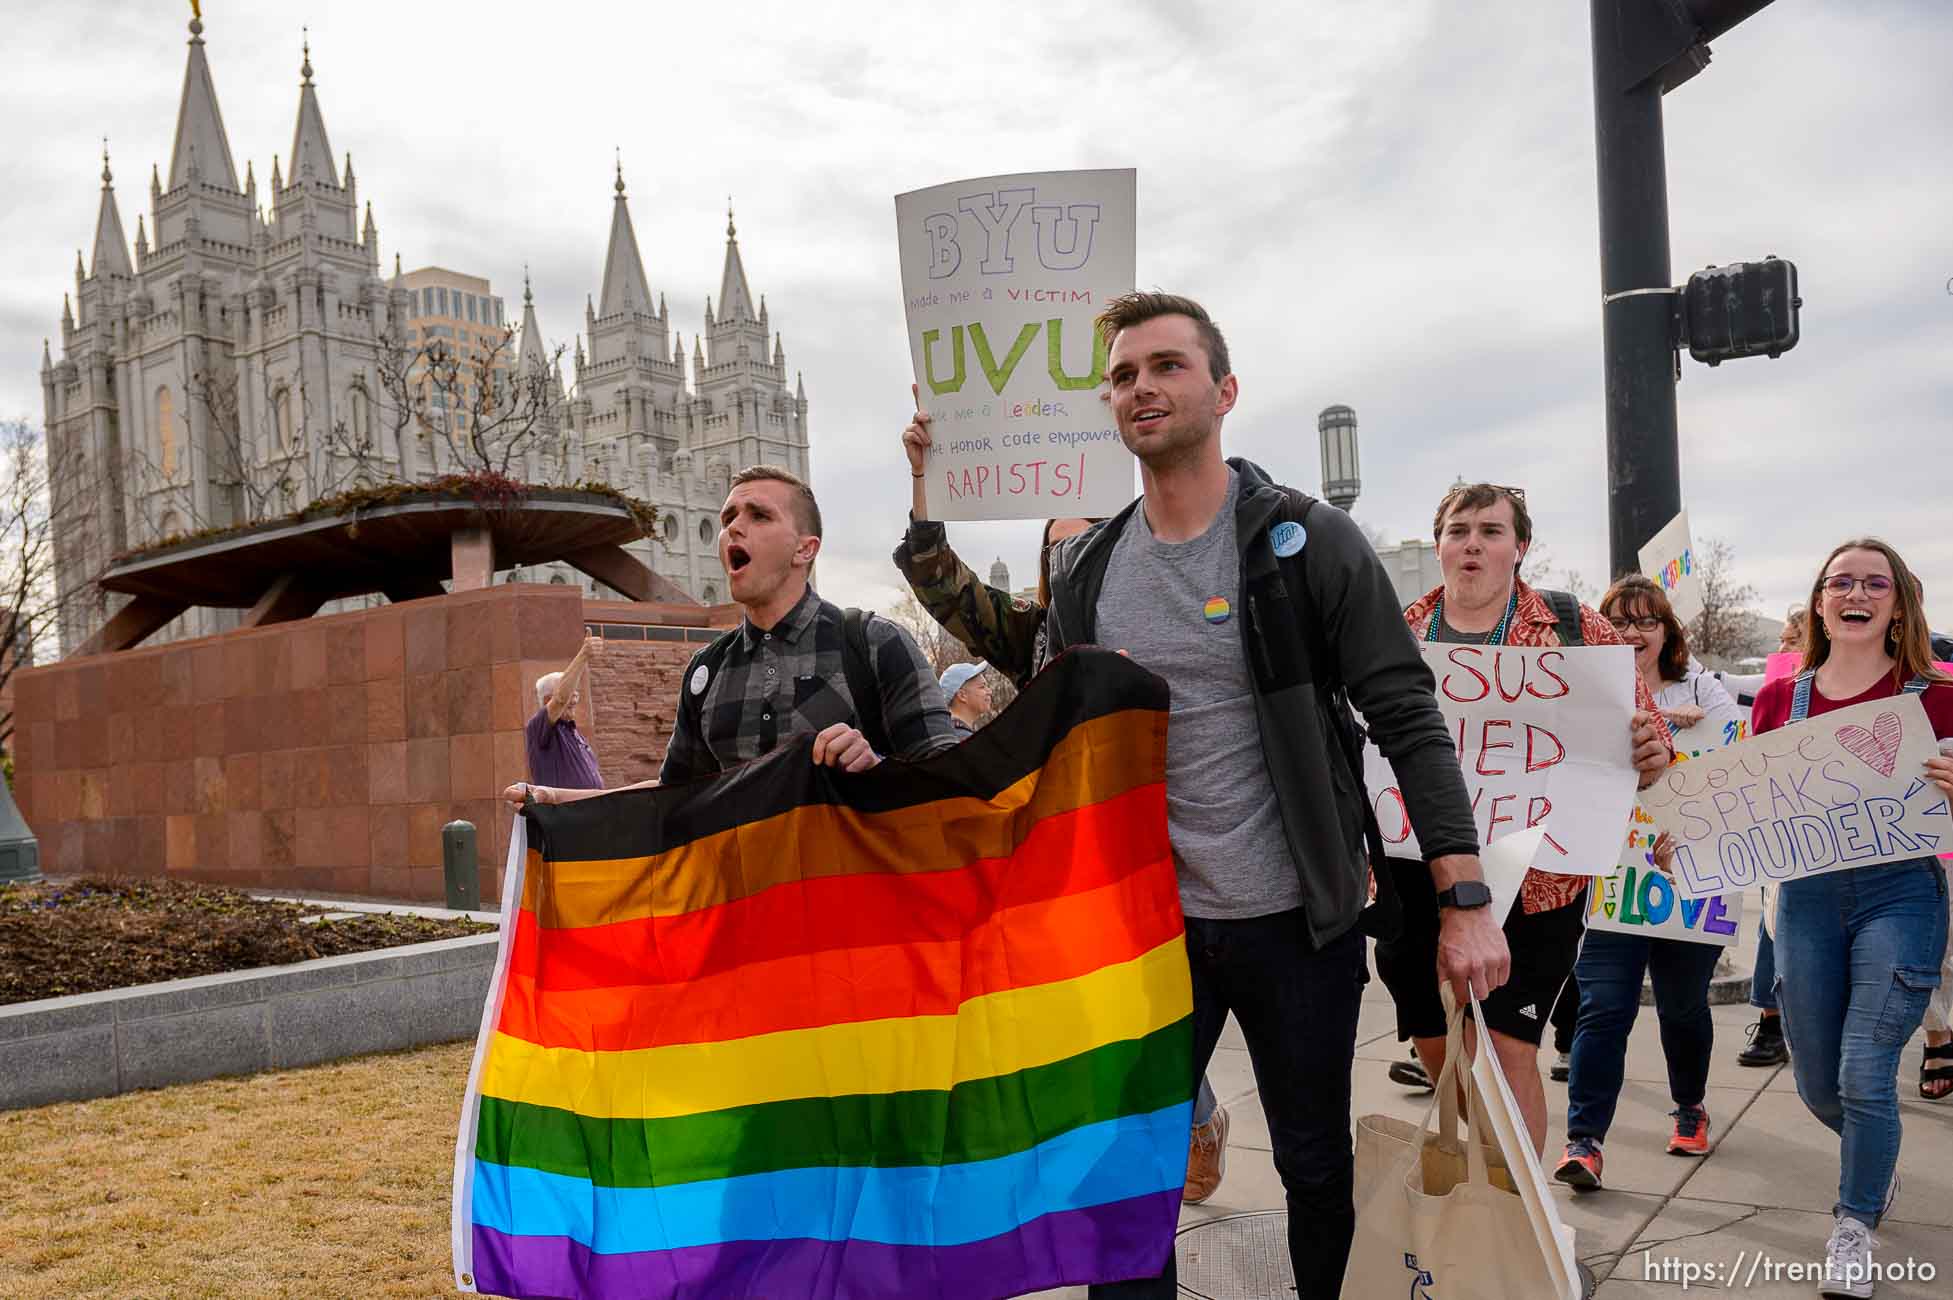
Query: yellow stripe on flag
xmin=478 ymin=935 xmax=1191 ymax=1119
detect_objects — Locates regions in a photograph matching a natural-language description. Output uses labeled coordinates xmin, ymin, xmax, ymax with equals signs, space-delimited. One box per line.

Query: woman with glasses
xmin=888 ymin=389 xmax=1234 ymax=1205
xmin=1752 ymin=539 xmax=1953 ymax=1293
xmin=1555 ymin=576 xmax=1741 ymax=1193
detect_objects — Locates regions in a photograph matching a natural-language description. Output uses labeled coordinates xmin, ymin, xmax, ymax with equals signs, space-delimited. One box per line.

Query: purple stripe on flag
xmin=467 ymin=1189 xmax=1179 ymax=1300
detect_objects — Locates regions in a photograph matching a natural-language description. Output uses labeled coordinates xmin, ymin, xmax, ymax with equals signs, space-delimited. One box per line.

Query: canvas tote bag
xmin=1343 ymin=992 xmax=1580 ymax=1299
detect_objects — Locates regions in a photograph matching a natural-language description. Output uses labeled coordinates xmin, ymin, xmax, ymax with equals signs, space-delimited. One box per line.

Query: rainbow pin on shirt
xmin=1202 ymin=597 xmax=1231 ymax=625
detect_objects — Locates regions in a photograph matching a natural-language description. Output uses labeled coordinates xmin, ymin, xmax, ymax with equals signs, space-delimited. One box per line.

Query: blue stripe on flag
xmin=471 ymin=1100 xmax=1191 ymax=1252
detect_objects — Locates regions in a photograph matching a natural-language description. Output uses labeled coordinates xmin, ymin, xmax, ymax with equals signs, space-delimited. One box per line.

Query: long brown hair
xmin=1800 ymin=537 xmax=1951 ymax=684
xmin=1600 ymin=575 xmax=1690 ymax=683
xmin=1037 ymin=517 xmax=1106 ymax=607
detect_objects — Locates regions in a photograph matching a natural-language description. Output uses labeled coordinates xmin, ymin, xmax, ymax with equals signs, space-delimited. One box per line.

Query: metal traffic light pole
xmin=1589 ymin=0 xmax=1780 ymax=578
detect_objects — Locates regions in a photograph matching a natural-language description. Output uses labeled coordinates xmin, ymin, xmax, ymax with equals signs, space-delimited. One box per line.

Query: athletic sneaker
xmin=1550 ymin=1050 xmax=1571 ymax=1082
xmin=1667 ymin=1104 xmax=1711 ymax=1156
xmin=1819 ymin=1215 xmax=1877 ymax=1298
xmin=1183 ymin=1103 xmax=1229 ymax=1204
xmin=1553 ymin=1137 xmax=1604 ymax=1192
xmin=1736 ymin=1014 xmax=1788 ymax=1067
xmin=1388 ymin=1048 xmax=1434 ymax=1092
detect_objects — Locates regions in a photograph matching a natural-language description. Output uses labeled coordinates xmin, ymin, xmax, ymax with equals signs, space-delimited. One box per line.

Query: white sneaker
xmin=1819 ymin=1215 xmax=1877 ymax=1298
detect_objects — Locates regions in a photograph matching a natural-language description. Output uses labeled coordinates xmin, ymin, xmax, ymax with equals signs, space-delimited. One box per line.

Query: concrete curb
xmin=0 ymin=931 xmax=499 ymax=1111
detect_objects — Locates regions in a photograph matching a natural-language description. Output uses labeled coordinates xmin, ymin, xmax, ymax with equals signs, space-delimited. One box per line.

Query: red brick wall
xmin=581 ymin=639 xmax=699 ymax=787
xmin=11 ymin=584 xmax=588 ymax=903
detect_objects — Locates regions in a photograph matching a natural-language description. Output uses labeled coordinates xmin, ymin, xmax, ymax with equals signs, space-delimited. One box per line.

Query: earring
xmin=1889 ymin=620 xmax=1901 ymax=644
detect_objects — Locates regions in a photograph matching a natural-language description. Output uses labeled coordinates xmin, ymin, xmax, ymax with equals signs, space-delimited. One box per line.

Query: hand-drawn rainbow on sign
xmin=452 ymin=650 xmax=1192 ymax=1300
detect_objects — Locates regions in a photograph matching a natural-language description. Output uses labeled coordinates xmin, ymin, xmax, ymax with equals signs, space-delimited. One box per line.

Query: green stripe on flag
xmin=476 ymin=1016 xmax=1192 ymax=1189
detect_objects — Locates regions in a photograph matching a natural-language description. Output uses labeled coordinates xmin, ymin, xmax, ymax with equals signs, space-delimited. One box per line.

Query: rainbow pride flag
xmin=451 ymin=649 xmax=1191 ymax=1299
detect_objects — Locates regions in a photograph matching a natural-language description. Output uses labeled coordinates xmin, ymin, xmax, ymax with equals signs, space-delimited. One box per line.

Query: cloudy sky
xmin=4 ymin=0 xmax=1948 ymax=629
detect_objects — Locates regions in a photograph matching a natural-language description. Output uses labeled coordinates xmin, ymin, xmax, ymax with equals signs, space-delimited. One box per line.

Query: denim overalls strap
xmin=1790 ymin=671 xmax=1930 ymax=723
xmin=1790 ymin=670 xmax=1815 ymax=723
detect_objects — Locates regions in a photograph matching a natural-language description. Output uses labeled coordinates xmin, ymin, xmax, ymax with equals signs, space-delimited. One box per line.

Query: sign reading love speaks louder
xmin=1363 ymin=644 xmax=1639 ymax=873
xmin=1585 ymin=807 xmax=1744 ymax=946
xmin=1638 ymin=693 xmax=1950 ymax=899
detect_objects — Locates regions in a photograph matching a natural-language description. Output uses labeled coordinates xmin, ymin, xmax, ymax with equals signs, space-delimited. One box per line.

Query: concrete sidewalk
xmin=1036 ymin=925 xmax=1953 ymax=1298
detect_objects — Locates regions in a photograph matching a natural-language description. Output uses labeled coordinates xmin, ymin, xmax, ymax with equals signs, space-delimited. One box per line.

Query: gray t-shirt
xmin=1096 ymin=472 xmax=1302 ymax=920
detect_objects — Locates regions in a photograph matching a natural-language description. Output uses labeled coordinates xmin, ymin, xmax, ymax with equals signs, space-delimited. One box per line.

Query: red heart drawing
xmin=1835 ymin=711 xmax=1902 ymax=779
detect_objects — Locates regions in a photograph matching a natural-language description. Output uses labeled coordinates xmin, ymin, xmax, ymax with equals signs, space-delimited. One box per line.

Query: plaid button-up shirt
xmin=1402 ymin=579 xmax=1673 ymax=914
xmin=659 ymin=586 xmax=957 ymax=784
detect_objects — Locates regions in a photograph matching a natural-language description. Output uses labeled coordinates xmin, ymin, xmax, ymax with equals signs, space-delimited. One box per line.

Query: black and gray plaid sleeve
xmin=656 ymin=651 xmax=714 ymax=785
xmin=865 ymin=615 xmax=958 ymax=760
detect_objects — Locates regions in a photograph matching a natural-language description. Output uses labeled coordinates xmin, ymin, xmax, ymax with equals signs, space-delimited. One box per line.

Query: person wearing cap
xmin=940 ymin=661 xmax=991 ymax=736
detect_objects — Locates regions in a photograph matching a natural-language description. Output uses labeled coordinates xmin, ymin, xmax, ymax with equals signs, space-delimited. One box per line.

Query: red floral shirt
xmin=1402 ymin=580 xmax=1674 ymax=913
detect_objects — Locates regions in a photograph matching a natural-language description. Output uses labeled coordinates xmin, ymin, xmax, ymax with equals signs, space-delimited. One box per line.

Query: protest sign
xmin=1638 ymin=510 xmax=1702 ymax=627
xmin=1638 ymin=693 xmax=1950 ymax=898
xmin=1585 ymin=806 xmax=1743 ymax=946
xmin=1669 ymin=705 xmax=1750 ymax=759
xmin=1482 ymin=826 xmax=1547 ymax=925
xmin=1364 ymin=644 xmax=1639 ymax=873
xmin=895 ymin=169 xmax=1137 ymax=521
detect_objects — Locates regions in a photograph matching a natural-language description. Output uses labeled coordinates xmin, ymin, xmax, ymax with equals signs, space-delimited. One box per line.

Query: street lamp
xmin=1317 ymin=404 xmax=1361 ymax=512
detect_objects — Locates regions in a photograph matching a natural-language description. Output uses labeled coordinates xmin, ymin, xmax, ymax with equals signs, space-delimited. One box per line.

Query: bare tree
xmin=185 ymin=363 xmax=340 ymax=524
xmin=884 ymin=592 xmax=968 ymax=678
xmin=1688 ymin=536 xmax=1765 ymax=664
xmin=0 ymin=420 xmax=89 ymax=746
xmin=881 ymin=592 xmax=1017 ymax=725
xmin=1521 ymin=541 xmax=1599 ymax=605
xmin=372 ymin=325 xmax=568 ymax=480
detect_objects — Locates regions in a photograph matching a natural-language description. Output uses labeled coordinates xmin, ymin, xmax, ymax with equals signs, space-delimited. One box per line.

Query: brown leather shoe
xmin=1183 ymin=1103 xmax=1230 ymax=1204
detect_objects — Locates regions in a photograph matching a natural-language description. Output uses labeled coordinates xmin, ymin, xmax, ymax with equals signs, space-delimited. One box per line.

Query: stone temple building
xmin=40 ymin=14 xmax=810 ymax=655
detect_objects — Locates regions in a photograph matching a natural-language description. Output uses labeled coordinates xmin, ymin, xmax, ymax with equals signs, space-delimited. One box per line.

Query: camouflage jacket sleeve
xmin=891 ymin=517 xmax=1045 ymax=688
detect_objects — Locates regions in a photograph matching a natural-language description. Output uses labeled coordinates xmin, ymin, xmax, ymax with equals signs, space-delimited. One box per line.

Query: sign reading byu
xmin=1639 ymin=693 xmax=1950 ymax=899
xmin=895 ymin=169 xmax=1137 ymax=520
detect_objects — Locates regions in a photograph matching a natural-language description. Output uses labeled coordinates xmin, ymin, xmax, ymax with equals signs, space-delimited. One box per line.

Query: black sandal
xmin=1921 ymin=1041 xmax=1953 ymax=1101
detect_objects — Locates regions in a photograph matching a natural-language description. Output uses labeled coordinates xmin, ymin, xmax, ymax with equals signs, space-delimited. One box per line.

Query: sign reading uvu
xmin=895 ymin=169 xmax=1137 ymax=520
xmin=1638 ymin=693 xmax=1950 ymax=899
xmin=1363 ymin=645 xmax=1639 ymax=874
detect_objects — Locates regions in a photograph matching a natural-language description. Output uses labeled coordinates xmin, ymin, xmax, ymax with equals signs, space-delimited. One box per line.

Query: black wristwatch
xmin=1436 ymin=880 xmax=1493 ymax=910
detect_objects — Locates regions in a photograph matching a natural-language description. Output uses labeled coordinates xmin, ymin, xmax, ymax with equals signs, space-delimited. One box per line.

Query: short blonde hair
xmin=534 ymin=672 xmax=564 ymax=709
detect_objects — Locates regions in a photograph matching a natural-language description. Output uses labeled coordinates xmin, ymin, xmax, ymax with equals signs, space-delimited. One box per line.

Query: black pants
xmin=1551 ymin=967 xmax=1581 ymax=1054
xmin=1089 ymin=910 xmax=1368 ymax=1300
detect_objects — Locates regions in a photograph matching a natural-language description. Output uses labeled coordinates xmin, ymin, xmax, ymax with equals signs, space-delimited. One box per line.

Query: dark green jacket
xmin=892 ymin=519 xmax=1046 ymax=689
xmin=1043 ymin=457 xmax=1478 ymax=949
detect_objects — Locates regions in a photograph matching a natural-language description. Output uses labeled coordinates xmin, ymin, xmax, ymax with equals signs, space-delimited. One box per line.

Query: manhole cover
xmin=1172 ymin=1212 xmax=1598 ymax=1298
xmin=1174 ymin=1211 xmax=1292 ymax=1299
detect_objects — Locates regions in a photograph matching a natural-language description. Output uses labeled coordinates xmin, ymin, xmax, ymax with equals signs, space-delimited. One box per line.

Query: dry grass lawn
xmin=0 ymin=1040 xmax=489 ymax=1299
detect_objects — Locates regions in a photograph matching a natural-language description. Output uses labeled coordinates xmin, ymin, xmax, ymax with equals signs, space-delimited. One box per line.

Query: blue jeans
xmin=1090 ymin=912 xmax=1367 ymax=1300
xmin=1565 ymin=929 xmax=1721 ymax=1142
xmin=1751 ymin=917 xmax=1778 ymax=1011
xmin=1774 ymin=858 xmax=1948 ymax=1225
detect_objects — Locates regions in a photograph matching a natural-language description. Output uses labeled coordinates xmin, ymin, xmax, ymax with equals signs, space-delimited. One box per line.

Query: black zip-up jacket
xmin=1042 ymin=457 xmax=1478 ymax=949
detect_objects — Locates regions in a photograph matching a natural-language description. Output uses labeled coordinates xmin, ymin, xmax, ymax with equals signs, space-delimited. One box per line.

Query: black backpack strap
xmin=1542 ymin=588 xmax=1584 ymax=646
xmin=676 ymin=626 xmax=743 ymax=761
xmin=842 ymin=607 xmax=893 ymax=757
xmin=1272 ymin=490 xmax=1400 ymax=940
